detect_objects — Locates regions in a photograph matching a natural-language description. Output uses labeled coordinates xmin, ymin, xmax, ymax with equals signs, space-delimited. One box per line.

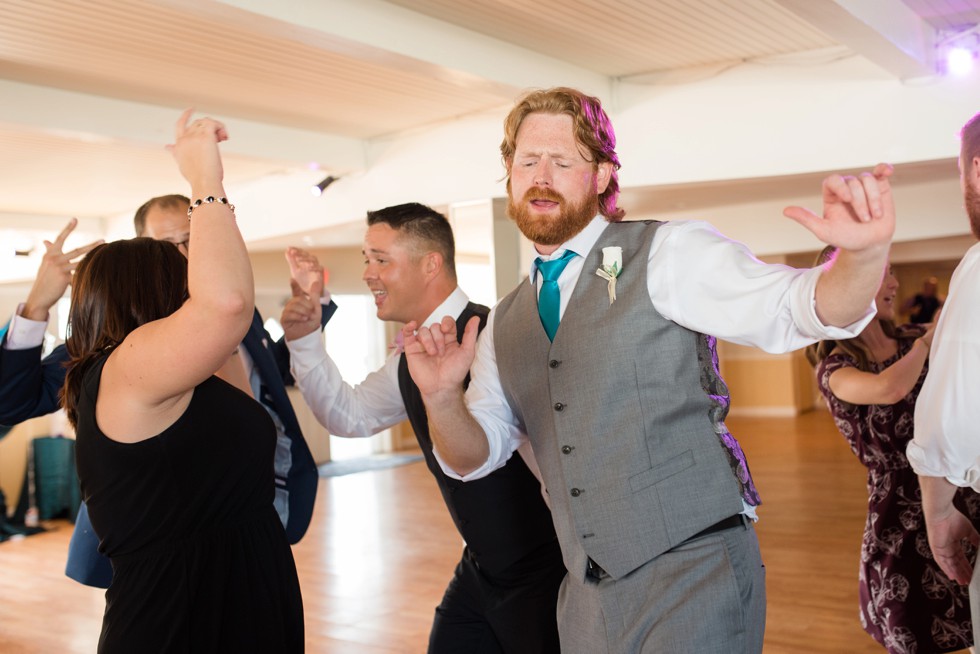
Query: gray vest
xmin=494 ymin=220 xmax=756 ymax=580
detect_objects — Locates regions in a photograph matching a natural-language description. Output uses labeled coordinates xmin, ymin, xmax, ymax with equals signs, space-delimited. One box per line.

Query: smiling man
xmin=403 ymin=86 xmax=897 ymax=653
xmin=283 ymin=202 xmax=565 ymax=653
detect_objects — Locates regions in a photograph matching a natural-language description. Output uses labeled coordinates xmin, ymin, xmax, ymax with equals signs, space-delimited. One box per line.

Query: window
xmin=324 ymin=295 xmax=389 ymax=460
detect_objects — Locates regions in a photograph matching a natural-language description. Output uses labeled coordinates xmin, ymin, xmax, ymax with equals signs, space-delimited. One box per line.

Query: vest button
xmin=570 ymin=488 xmax=582 ymax=497
xmin=561 ymin=445 xmax=573 ymax=454
xmin=554 ymin=402 xmax=564 ymax=411
xmin=549 ymin=359 xmax=561 ymax=368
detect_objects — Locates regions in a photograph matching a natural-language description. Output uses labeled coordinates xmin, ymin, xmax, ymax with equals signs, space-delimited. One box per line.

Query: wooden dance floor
xmin=0 ymin=411 xmax=970 ymax=653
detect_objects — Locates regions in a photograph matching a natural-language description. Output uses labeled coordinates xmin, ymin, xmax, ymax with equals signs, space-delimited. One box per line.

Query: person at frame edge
xmin=0 ymin=210 xmax=335 ymax=589
xmin=806 ymin=246 xmax=979 ymax=653
xmin=403 ymin=86 xmax=894 ymax=653
xmin=283 ymin=202 xmax=565 ymax=652
xmin=907 ymin=110 xmax=980 ymax=653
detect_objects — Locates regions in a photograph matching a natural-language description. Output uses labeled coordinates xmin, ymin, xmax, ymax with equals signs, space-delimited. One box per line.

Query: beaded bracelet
xmin=187 ymin=196 xmax=235 ymax=217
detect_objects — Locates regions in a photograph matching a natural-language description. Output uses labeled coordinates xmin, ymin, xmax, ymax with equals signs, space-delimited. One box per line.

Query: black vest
xmin=397 ymin=302 xmax=561 ymax=577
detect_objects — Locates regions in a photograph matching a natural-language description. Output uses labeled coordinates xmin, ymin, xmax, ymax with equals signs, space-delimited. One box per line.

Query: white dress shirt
xmin=287 ymin=286 xmax=472 ymax=437
xmin=450 ymin=217 xmax=875 ymax=481
xmin=2 ymin=305 xmax=48 ymax=350
xmin=908 ymin=241 xmax=980 ymax=488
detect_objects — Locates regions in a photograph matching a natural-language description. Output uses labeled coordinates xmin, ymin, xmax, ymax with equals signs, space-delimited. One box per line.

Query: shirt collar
xmin=530 ymin=215 xmax=609 ymax=283
xmin=420 ymin=286 xmax=471 ymax=328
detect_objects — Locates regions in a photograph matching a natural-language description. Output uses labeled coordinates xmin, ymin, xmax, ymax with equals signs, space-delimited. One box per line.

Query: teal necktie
xmin=535 ymin=249 xmax=577 ymax=341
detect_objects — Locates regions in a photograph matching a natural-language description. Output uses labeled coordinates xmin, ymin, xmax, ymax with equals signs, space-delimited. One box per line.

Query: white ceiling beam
xmin=775 ymin=0 xmax=938 ymax=78
xmin=0 ymin=80 xmax=367 ymax=173
xmin=187 ymin=0 xmax=610 ymax=100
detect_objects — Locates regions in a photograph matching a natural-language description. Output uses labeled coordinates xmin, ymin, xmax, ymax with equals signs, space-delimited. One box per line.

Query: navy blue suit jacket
xmin=0 ymin=302 xmax=336 ymax=587
xmin=0 ymin=338 xmax=69 ymax=427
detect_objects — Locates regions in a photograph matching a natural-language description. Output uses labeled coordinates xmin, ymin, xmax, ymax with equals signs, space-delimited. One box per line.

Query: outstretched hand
xmin=22 ymin=218 xmax=103 ymax=321
xmin=403 ymin=315 xmax=481 ymax=401
xmin=784 ymin=163 xmax=894 ymax=253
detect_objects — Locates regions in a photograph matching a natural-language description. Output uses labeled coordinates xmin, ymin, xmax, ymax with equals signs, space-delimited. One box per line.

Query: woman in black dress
xmin=62 ymin=111 xmax=304 ymax=652
xmin=806 ymin=246 xmax=977 ymax=654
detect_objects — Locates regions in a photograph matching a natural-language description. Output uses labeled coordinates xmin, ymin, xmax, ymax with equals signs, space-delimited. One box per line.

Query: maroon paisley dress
xmin=817 ymin=337 xmax=980 ymax=654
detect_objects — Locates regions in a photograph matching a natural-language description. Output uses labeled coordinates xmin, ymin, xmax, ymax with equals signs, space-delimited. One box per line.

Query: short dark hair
xmin=62 ymin=238 xmax=188 ymax=427
xmin=366 ymin=203 xmax=456 ymax=279
xmin=133 ymin=194 xmax=191 ymax=236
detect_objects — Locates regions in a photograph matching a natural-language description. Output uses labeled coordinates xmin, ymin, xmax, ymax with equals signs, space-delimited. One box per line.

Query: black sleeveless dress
xmin=75 ymin=357 xmax=304 ymax=653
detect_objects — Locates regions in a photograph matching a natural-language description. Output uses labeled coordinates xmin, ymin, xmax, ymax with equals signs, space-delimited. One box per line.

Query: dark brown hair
xmin=500 ymin=87 xmax=625 ymax=222
xmin=62 ymin=238 xmax=188 ymax=427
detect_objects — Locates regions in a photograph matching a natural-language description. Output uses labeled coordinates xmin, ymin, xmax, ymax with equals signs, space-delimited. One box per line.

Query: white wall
xmin=205 ymin=55 xmax=980 ymax=256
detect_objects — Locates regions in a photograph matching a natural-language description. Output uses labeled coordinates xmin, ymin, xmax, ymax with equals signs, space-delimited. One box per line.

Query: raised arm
xmin=0 ymin=218 xmax=102 ymax=424
xmin=21 ymin=218 xmax=103 ymax=322
xmin=272 ymin=247 xmax=336 ymax=385
xmin=826 ymin=326 xmax=933 ymax=406
xmin=282 ymin=248 xmax=407 ymax=437
xmin=784 ymin=163 xmax=895 ymax=327
xmin=280 ymin=247 xmax=327 ymax=343
xmin=404 ymin=315 xmax=489 ymax=475
xmin=104 ymin=111 xmax=253 ymax=417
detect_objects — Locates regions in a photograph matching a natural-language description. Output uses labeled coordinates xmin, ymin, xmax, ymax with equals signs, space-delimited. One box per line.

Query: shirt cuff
xmin=285 ymin=330 xmax=327 ymax=378
xmin=790 ymin=267 xmax=876 ymax=340
xmin=907 ymin=440 xmax=980 ymax=489
xmin=4 ymin=305 xmax=49 ymax=350
xmin=431 ymin=447 xmax=497 ymax=482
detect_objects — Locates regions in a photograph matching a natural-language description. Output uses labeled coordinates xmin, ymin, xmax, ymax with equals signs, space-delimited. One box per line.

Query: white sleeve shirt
xmin=287 ymin=286 xmax=472 ymax=439
xmin=908 ymin=242 xmax=980 ymax=489
xmin=444 ymin=217 xmax=875 ymax=481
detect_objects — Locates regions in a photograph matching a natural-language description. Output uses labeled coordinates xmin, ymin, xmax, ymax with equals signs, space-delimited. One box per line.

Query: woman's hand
xmin=169 ymin=108 xmax=227 ymax=194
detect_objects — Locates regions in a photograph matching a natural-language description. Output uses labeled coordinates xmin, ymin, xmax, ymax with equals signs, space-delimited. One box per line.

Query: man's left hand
xmin=783 ymin=162 xmax=894 ymax=253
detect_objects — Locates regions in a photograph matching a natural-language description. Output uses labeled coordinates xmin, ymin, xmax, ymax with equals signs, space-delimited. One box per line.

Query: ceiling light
xmin=938 ymin=25 xmax=979 ymax=76
xmin=311 ymin=175 xmax=338 ymax=197
xmin=947 ymin=47 xmax=975 ymax=75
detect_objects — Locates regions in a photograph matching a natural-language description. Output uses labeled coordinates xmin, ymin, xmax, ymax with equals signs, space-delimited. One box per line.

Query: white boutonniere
xmin=595 ymin=246 xmax=623 ymax=305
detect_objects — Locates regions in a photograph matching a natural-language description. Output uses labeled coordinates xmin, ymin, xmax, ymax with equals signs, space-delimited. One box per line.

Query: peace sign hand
xmin=21 ymin=217 xmax=104 ymax=321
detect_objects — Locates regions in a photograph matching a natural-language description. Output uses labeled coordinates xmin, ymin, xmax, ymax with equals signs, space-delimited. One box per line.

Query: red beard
xmin=506 ymin=185 xmax=600 ymax=246
xmin=966 ymin=177 xmax=980 ymax=239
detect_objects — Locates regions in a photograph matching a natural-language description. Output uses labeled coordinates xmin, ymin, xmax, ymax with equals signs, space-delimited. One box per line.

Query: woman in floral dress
xmin=806 ymin=247 xmax=979 ymax=654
